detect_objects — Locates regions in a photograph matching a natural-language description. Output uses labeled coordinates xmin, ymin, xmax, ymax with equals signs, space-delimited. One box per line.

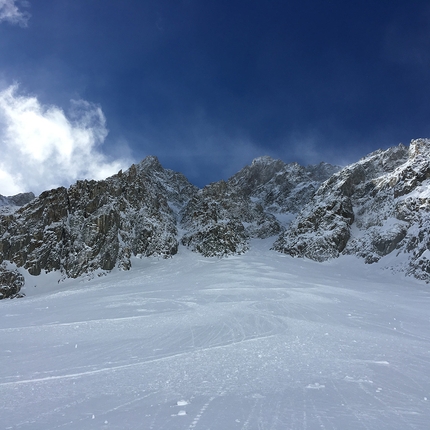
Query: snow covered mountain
xmin=0 ymin=154 xmax=338 ymax=289
xmin=0 ymin=192 xmax=35 ymax=215
xmin=3 ymin=142 xmax=430 ymax=429
xmin=0 ymin=156 xmax=196 ymax=282
xmin=2 ymin=138 xmax=430 ymax=299
xmin=274 ymin=139 xmax=430 ymax=281
xmin=180 ymin=156 xmax=340 ymax=257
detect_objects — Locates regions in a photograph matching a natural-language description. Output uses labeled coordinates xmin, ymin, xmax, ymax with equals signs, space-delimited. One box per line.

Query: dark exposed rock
xmin=3 ymin=192 xmax=35 ymax=206
xmin=179 ymin=156 xmax=336 ymax=256
xmin=273 ymin=139 xmax=430 ymax=282
xmin=181 ymin=221 xmax=248 ymax=257
xmin=0 ymin=264 xmax=24 ymax=299
xmin=179 ymin=179 xmax=278 ymax=256
xmin=273 ymin=143 xmax=410 ymax=261
xmin=0 ymin=192 xmax=35 ymax=215
xmin=2 ymin=139 xmax=430 ymax=287
xmin=228 ymin=156 xmax=341 ymax=214
xmin=0 ymin=156 xmax=196 ymax=278
xmin=273 ymin=194 xmax=354 ymax=261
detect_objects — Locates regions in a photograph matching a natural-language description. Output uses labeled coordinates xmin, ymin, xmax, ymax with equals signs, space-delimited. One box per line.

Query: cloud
xmin=0 ymin=85 xmax=131 ymax=195
xmin=0 ymin=0 xmax=30 ymax=26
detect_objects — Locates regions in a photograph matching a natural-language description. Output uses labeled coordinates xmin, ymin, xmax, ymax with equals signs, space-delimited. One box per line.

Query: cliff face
xmin=0 ymin=156 xmax=197 ymax=278
xmin=272 ymin=143 xmax=409 ymax=260
xmin=228 ymin=156 xmax=340 ymax=214
xmin=274 ymin=139 xmax=430 ymax=281
xmin=0 ymin=154 xmax=338 ymax=284
xmin=180 ymin=156 xmax=339 ymax=256
xmin=0 ymin=263 xmax=25 ymax=299
xmin=2 ymin=138 xmax=430 ymax=297
xmin=0 ymin=192 xmax=35 ymax=215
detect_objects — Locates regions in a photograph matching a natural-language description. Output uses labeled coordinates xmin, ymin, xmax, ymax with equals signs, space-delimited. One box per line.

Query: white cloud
xmin=0 ymin=0 xmax=30 ymax=26
xmin=0 ymin=85 xmax=131 ymax=195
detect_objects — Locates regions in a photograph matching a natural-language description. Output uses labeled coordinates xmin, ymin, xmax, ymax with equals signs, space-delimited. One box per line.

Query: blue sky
xmin=1 ymin=0 xmax=430 ymax=194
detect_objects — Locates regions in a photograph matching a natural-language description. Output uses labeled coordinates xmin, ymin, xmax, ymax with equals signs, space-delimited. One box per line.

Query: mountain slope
xmin=180 ymin=156 xmax=339 ymax=256
xmin=1 ymin=240 xmax=429 ymax=429
xmin=0 ymin=156 xmax=197 ymax=278
xmin=0 ymin=192 xmax=35 ymax=215
xmin=2 ymin=139 xmax=430 ymax=293
xmin=274 ymin=139 xmax=430 ymax=281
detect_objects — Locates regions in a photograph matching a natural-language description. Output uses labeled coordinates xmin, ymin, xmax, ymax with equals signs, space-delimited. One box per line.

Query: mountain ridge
xmin=1 ymin=139 xmax=430 ymax=298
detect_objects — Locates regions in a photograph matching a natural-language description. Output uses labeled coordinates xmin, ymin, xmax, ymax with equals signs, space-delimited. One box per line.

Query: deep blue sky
xmin=1 ymin=0 xmax=430 ymax=189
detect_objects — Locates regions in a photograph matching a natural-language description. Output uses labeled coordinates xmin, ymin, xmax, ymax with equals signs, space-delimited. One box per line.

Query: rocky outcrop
xmin=180 ymin=156 xmax=338 ymax=257
xmin=274 ymin=139 xmax=430 ymax=281
xmin=2 ymin=139 xmax=430 ymax=286
xmin=228 ymin=156 xmax=340 ymax=214
xmin=0 ymin=192 xmax=35 ymax=215
xmin=0 ymin=156 xmax=197 ymax=278
xmin=272 ymin=194 xmax=354 ymax=261
xmin=344 ymin=139 xmax=430 ymax=280
xmin=0 ymin=264 xmax=24 ymax=299
xmin=180 ymin=180 xmax=274 ymax=256
xmin=273 ymin=144 xmax=408 ymax=260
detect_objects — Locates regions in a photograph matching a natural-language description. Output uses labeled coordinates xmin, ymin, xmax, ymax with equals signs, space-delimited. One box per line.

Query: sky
xmin=1 ymin=0 xmax=430 ymax=195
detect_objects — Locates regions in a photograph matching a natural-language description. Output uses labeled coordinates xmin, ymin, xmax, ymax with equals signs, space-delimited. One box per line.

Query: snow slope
xmin=1 ymin=240 xmax=430 ymax=429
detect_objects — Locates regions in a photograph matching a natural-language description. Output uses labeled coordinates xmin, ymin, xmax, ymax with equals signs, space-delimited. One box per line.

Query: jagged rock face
xmin=273 ymin=143 xmax=409 ymax=260
xmin=228 ymin=156 xmax=341 ymax=213
xmin=344 ymin=139 xmax=430 ymax=280
xmin=179 ymin=156 xmax=339 ymax=257
xmin=180 ymin=180 xmax=275 ymax=256
xmin=8 ymin=192 xmax=36 ymax=206
xmin=0 ymin=192 xmax=35 ymax=215
xmin=2 ymin=140 xmax=430 ymax=284
xmin=0 ymin=264 xmax=24 ymax=299
xmin=0 ymin=156 xmax=197 ymax=277
xmin=273 ymin=195 xmax=354 ymax=261
xmin=274 ymin=140 xmax=430 ymax=281
xmin=0 ymin=155 xmax=342 ymax=276
xmin=181 ymin=221 xmax=249 ymax=257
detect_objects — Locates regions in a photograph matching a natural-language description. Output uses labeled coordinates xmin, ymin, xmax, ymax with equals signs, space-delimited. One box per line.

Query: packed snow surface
xmin=1 ymin=239 xmax=430 ymax=429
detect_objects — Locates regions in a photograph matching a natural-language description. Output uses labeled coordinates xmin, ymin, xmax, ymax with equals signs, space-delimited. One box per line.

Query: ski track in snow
xmin=1 ymin=239 xmax=430 ymax=429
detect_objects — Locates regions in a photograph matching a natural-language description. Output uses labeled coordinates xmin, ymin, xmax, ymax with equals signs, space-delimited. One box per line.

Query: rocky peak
xmin=230 ymin=156 xmax=286 ymax=192
xmin=136 ymin=155 xmax=164 ymax=172
xmin=305 ymin=162 xmax=342 ymax=182
xmin=0 ymin=192 xmax=35 ymax=215
xmin=179 ymin=157 xmax=340 ymax=257
xmin=0 ymin=158 xmax=197 ymax=279
xmin=251 ymin=155 xmax=277 ymax=165
xmin=179 ymin=179 xmax=279 ymax=257
xmin=229 ymin=157 xmax=340 ymax=214
xmin=0 ymin=192 xmax=35 ymax=206
xmin=2 ymin=138 xmax=430 ymax=294
xmin=4 ymin=192 xmax=36 ymax=206
xmin=408 ymin=138 xmax=430 ymax=160
xmin=0 ymin=263 xmax=24 ymax=299
xmin=273 ymin=139 xmax=430 ymax=281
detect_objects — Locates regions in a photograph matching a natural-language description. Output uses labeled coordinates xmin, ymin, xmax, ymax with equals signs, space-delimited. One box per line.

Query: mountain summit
xmin=274 ymin=139 xmax=430 ymax=280
xmin=1 ymin=139 xmax=430 ymax=298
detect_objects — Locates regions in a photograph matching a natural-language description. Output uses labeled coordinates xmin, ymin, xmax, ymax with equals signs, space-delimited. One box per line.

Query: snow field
xmin=1 ymin=239 xmax=430 ymax=429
